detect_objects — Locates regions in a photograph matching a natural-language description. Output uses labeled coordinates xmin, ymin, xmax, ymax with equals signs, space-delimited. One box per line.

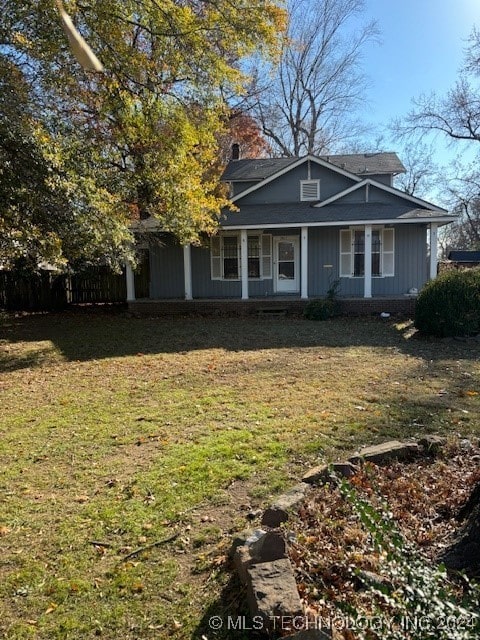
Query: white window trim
xmin=210 ymin=233 xmax=273 ymax=281
xmin=339 ymin=226 xmax=395 ymax=278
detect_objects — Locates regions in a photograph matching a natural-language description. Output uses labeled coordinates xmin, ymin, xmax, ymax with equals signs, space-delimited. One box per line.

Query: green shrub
xmin=303 ymin=297 xmax=339 ymax=320
xmin=304 ymin=279 xmax=341 ymax=321
xmin=415 ymin=268 xmax=480 ymax=337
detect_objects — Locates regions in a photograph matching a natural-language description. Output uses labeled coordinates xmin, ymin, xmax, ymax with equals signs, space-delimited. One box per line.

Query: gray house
xmin=127 ymin=153 xmax=455 ymax=306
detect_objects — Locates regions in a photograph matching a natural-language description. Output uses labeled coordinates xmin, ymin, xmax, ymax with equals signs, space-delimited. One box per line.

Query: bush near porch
xmin=415 ymin=268 xmax=480 ymax=337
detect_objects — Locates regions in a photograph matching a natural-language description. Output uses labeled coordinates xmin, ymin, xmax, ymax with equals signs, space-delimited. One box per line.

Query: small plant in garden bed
xmin=338 ymin=480 xmax=480 ymax=639
xmin=287 ymin=445 xmax=480 ymax=639
xmin=304 ymin=279 xmax=341 ymax=321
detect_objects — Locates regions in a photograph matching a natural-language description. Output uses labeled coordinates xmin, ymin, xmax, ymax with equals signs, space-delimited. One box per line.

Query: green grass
xmin=0 ymin=311 xmax=479 ymax=639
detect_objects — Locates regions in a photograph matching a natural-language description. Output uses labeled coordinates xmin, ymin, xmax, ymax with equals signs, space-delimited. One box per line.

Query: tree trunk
xmin=441 ymin=481 xmax=480 ymax=577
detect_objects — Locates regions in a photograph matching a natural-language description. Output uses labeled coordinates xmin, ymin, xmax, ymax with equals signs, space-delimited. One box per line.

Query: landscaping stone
xmin=250 ymin=530 xmax=288 ymax=563
xmin=302 ymin=461 xmax=358 ymax=485
xmin=233 ymin=438 xmax=457 ymax=633
xmin=418 ymin=434 xmax=446 ymax=455
xmin=261 ymin=483 xmax=309 ymax=527
xmin=234 ymin=530 xmax=288 ymax=585
xmin=230 ymin=528 xmax=266 ymax=558
xmin=349 ymin=440 xmax=420 ymax=465
xmin=246 ymin=559 xmax=303 ymax=629
xmin=234 ymin=544 xmax=253 ymax=586
xmin=285 ymin=629 xmax=333 ymax=639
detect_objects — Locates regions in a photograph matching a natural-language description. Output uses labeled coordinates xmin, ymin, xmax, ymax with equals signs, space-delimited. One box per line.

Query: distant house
xmin=446 ymin=250 xmax=480 ymax=269
xmin=127 ymin=152 xmax=456 ymax=306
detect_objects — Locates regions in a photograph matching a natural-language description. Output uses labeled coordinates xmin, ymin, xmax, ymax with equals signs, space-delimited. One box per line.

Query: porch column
xmin=364 ymin=224 xmax=372 ymax=298
xmin=126 ymin=262 xmax=135 ymax=302
xmin=301 ymin=226 xmax=308 ymax=299
xmin=183 ymin=244 xmax=193 ymax=300
xmin=240 ymin=229 xmax=249 ymax=299
xmin=430 ymin=223 xmax=438 ymax=279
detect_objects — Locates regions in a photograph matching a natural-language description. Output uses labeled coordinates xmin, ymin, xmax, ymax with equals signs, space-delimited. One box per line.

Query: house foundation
xmin=127 ymin=296 xmax=416 ymax=317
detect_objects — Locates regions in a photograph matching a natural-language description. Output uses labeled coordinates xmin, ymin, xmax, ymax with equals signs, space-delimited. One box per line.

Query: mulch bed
xmin=286 ymin=439 xmax=480 ymax=638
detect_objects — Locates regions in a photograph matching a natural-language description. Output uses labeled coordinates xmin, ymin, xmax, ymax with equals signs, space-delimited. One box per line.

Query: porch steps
xmin=257 ymin=306 xmax=288 ymax=317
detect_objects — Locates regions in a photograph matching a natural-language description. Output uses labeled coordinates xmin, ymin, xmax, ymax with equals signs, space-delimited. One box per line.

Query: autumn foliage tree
xmin=217 ymin=110 xmax=272 ymax=165
xmin=0 ymin=0 xmax=286 ymax=268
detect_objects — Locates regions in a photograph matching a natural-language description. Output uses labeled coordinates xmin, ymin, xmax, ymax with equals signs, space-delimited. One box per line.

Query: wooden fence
xmin=0 ymin=266 xmax=137 ymax=310
xmin=0 ymin=271 xmax=68 ymax=310
xmin=68 ymin=268 xmax=126 ymax=304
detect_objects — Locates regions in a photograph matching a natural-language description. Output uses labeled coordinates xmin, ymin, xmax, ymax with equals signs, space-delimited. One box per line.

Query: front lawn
xmin=0 ymin=311 xmax=479 ymax=639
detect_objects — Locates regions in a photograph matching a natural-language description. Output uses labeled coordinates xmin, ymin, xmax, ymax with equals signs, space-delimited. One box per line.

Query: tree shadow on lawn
xmin=191 ymin=574 xmax=265 ymax=640
xmin=1 ymin=309 xmax=479 ymax=373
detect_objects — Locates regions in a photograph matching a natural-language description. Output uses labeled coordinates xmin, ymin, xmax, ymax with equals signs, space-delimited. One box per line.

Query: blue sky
xmin=358 ymin=0 xmax=479 ymax=167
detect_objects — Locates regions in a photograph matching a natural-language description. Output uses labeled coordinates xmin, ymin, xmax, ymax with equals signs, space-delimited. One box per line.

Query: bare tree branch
xmin=248 ymin=0 xmax=378 ymax=156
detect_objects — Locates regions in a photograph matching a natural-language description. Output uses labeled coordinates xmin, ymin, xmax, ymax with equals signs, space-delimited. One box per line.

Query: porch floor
xmin=128 ymin=296 xmax=416 ymax=317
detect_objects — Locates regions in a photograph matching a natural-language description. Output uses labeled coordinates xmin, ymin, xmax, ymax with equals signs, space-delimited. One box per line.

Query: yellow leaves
xmin=131 ymin=581 xmax=144 ymax=593
xmin=45 ymin=602 xmax=58 ymax=615
xmin=10 ymin=31 xmax=32 ymax=49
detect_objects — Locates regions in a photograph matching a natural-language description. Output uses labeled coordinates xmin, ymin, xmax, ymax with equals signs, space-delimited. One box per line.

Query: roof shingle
xmin=221 ymin=152 xmax=405 ymax=182
xmin=220 ymin=202 xmax=453 ymax=227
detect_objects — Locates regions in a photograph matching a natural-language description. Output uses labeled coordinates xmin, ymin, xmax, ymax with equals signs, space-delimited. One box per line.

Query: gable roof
xmin=227 ymin=155 xmax=362 ymax=203
xmin=315 ymin=178 xmax=447 ymax=213
xmin=221 ymin=158 xmax=297 ymax=182
xmin=221 ymin=152 xmax=405 ymax=182
xmin=322 ymin=152 xmax=405 ymax=176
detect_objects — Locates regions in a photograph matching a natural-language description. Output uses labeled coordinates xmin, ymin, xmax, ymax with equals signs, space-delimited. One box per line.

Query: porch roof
xmin=219 ymin=202 xmax=456 ymax=229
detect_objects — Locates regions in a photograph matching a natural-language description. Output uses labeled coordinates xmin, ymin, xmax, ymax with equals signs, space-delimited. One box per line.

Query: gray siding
xmin=238 ymin=164 xmax=356 ymax=205
xmin=149 ymin=239 xmax=185 ymax=298
xmin=148 ymin=224 xmax=428 ymax=300
xmin=307 ymin=227 xmax=344 ymax=296
xmin=307 ymin=224 xmax=428 ymax=297
xmin=191 ymin=245 xmax=241 ymax=298
xmin=335 ymin=184 xmax=417 ymax=206
xmin=231 ymin=181 xmax=258 ymax=197
xmin=369 ymin=174 xmax=393 ymax=186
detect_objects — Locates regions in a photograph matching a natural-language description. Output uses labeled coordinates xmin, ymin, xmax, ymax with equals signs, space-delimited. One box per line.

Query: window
xmin=353 ymin=229 xmax=365 ymax=276
xmin=211 ymin=234 xmax=272 ymax=280
xmin=300 ymin=180 xmax=320 ymax=201
xmin=248 ymin=236 xmax=260 ymax=278
xmin=223 ymin=235 xmax=239 ymax=279
xmin=340 ymin=227 xmax=394 ymax=278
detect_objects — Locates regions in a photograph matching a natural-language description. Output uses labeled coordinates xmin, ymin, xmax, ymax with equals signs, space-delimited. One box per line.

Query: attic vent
xmin=300 ymin=179 xmax=320 ymax=201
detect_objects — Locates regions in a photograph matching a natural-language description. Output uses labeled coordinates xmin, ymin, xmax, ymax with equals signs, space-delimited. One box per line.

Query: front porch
xmin=128 ymin=296 xmax=416 ymax=317
xmin=126 ymin=223 xmax=440 ymax=305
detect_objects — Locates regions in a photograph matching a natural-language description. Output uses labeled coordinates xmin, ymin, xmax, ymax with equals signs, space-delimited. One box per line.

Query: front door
xmin=274 ymin=236 xmax=299 ymax=293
